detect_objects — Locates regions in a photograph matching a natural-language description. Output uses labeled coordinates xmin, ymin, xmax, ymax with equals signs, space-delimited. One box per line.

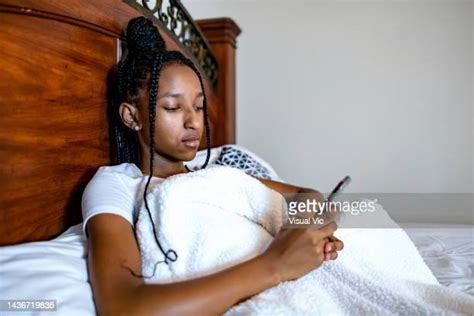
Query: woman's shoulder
xmin=94 ymin=162 xmax=143 ymax=179
xmin=85 ymin=163 xmax=144 ymax=193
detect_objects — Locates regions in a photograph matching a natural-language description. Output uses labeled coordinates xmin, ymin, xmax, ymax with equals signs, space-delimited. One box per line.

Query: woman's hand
xmin=261 ymin=222 xmax=343 ymax=283
xmin=250 ymin=177 xmax=345 ymax=279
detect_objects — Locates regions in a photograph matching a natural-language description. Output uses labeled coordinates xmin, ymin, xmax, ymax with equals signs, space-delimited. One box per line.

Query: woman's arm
xmin=253 ymin=177 xmax=324 ymax=200
xmin=87 ymin=212 xmax=338 ymax=316
xmin=88 ymin=214 xmax=280 ymax=316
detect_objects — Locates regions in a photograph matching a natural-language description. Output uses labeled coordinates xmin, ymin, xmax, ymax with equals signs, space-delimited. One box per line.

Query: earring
xmin=133 ymin=125 xmax=140 ymax=131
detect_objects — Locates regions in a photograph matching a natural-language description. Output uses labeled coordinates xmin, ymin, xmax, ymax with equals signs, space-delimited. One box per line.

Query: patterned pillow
xmin=214 ymin=145 xmax=275 ymax=180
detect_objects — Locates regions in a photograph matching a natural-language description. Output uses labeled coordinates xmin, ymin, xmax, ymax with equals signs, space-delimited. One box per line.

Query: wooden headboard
xmin=0 ymin=0 xmax=241 ymax=245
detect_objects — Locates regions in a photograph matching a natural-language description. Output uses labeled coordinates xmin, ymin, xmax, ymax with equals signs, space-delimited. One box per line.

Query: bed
xmin=0 ymin=0 xmax=472 ymax=315
xmin=1 ymin=218 xmax=472 ymax=314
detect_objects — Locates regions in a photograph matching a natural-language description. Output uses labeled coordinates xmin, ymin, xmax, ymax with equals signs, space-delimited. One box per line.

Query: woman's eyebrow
xmin=158 ymin=92 xmax=182 ymax=100
xmin=157 ymin=91 xmax=203 ymax=100
xmin=195 ymin=92 xmax=204 ymax=99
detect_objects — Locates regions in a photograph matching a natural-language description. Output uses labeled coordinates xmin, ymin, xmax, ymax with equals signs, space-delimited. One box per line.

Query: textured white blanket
xmin=135 ymin=165 xmax=474 ymax=315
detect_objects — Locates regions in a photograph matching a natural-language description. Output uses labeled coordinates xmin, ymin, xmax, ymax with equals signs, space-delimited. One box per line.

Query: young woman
xmin=82 ymin=17 xmax=344 ymax=315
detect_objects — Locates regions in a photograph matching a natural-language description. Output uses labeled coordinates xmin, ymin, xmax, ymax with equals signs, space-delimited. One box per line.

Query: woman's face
xmin=132 ymin=64 xmax=205 ymax=164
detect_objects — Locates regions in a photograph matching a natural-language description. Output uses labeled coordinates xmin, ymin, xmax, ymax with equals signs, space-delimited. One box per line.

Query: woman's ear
xmin=119 ymin=102 xmax=142 ymax=131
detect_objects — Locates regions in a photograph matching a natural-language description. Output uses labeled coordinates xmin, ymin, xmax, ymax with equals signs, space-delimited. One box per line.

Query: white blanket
xmin=135 ymin=165 xmax=474 ymax=315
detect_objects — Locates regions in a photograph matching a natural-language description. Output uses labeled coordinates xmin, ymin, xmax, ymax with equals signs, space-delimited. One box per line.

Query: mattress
xmin=0 ymin=222 xmax=472 ymax=315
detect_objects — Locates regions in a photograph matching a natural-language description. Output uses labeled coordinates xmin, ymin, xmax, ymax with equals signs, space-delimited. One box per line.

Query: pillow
xmin=187 ymin=144 xmax=282 ymax=181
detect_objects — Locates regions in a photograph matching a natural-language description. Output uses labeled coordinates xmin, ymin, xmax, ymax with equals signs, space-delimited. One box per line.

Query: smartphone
xmin=326 ymin=176 xmax=352 ymax=202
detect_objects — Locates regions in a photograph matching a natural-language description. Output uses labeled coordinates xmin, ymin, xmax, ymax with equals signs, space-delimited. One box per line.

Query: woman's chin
xmin=181 ymin=150 xmax=198 ymax=162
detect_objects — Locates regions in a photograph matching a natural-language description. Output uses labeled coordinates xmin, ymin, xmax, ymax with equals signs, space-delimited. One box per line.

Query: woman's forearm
xmin=125 ymin=254 xmax=280 ymax=315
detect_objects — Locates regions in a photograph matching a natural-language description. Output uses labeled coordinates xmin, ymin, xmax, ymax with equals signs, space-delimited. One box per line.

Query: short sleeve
xmin=81 ymin=166 xmax=136 ymax=238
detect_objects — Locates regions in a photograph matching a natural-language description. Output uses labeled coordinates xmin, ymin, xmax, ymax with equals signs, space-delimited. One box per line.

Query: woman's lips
xmin=182 ymin=139 xmax=200 ymax=148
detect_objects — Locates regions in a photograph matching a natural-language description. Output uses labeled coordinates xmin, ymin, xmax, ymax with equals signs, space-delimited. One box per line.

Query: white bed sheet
xmin=399 ymin=222 xmax=474 ymax=297
xmin=0 ymin=224 xmax=94 ymax=316
xmin=0 ymin=222 xmax=472 ymax=315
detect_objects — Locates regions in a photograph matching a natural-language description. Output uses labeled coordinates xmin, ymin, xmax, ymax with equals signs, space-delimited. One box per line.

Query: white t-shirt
xmin=81 ymin=162 xmax=165 ymax=238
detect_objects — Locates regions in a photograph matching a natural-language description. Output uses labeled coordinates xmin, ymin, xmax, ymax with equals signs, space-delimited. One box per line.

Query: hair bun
xmin=126 ymin=16 xmax=166 ymax=53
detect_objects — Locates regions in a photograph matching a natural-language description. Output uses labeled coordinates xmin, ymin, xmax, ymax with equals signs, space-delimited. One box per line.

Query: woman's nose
xmin=184 ymin=106 xmax=199 ymax=129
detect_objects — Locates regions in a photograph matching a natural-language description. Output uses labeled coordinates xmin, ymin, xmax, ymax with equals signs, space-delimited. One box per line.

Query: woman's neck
xmin=139 ymin=155 xmax=187 ymax=179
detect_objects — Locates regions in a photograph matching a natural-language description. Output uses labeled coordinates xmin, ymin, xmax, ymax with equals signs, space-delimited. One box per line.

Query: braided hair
xmin=109 ymin=16 xmax=212 ymax=278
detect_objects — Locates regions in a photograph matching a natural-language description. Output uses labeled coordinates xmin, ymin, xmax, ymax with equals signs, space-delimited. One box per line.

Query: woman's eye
xmin=194 ymin=105 xmax=204 ymax=111
xmin=164 ymin=107 xmax=179 ymax=112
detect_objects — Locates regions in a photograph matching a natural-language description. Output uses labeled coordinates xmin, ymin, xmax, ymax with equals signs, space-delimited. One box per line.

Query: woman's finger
xmin=324 ymin=251 xmax=338 ymax=261
xmin=324 ymin=242 xmax=333 ymax=253
xmin=328 ymin=236 xmax=344 ymax=251
xmin=324 ymin=240 xmax=344 ymax=253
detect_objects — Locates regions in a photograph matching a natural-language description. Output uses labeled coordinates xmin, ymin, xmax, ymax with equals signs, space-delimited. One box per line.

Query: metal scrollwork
xmin=125 ymin=0 xmax=218 ymax=88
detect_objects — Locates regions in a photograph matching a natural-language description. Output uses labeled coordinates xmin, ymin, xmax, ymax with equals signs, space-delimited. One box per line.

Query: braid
xmin=136 ymin=54 xmax=212 ymax=279
xmin=111 ymin=14 xmax=171 ymax=167
xmin=109 ymin=16 xmax=212 ymax=280
xmin=132 ymin=53 xmax=178 ymax=279
xmin=111 ymin=59 xmax=140 ymax=165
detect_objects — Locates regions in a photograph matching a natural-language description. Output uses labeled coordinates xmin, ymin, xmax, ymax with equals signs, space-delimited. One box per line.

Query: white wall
xmin=184 ymin=1 xmax=473 ymax=200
